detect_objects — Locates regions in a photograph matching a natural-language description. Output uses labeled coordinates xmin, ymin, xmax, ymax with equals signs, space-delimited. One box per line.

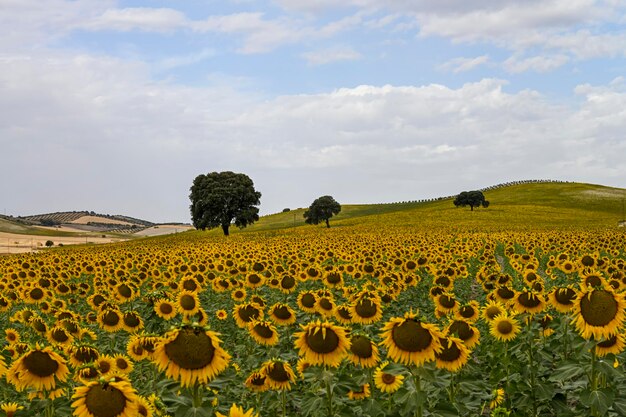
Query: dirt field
xmin=133 ymin=225 xmax=194 ymax=237
xmin=0 ymin=231 xmax=123 ymax=254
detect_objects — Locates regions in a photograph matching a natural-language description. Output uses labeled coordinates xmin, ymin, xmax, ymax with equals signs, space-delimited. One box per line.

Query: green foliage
xmin=304 ymin=195 xmax=341 ymax=228
xmin=453 ymin=191 xmax=490 ymax=211
xmin=189 ymin=171 xmax=262 ymax=235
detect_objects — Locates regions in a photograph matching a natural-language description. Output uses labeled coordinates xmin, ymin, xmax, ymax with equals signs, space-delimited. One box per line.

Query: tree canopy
xmin=453 ymin=190 xmax=490 ymax=211
xmin=303 ymin=195 xmax=341 ymax=228
xmin=189 ymin=171 xmax=261 ymax=235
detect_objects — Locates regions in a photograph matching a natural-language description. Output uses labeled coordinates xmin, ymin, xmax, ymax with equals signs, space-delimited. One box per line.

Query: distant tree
xmin=189 ymin=171 xmax=261 ymax=236
xmin=282 ymin=208 xmax=291 ymax=213
xmin=40 ymin=219 xmax=60 ymax=227
xmin=304 ymin=195 xmax=341 ymax=228
xmin=45 ymin=240 xmax=54 ymax=247
xmin=453 ymin=191 xmax=490 ymax=211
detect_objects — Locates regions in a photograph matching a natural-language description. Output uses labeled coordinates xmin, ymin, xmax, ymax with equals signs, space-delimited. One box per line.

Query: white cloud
xmin=439 ymin=55 xmax=490 ymax=73
xmin=301 ymin=47 xmax=362 ymax=65
xmin=503 ymin=54 xmax=569 ymax=73
xmin=155 ymin=49 xmax=216 ymax=71
xmin=81 ymin=7 xmax=188 ymax=32
xmin=2 ymin=49 xmax=626 ymax=220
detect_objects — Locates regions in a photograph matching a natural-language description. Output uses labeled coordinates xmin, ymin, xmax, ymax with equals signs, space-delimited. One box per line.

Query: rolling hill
xmin=237 ymin=181 xmax=626 ymax=233
xmin=1 ymin=181 xmax=624 ymax=253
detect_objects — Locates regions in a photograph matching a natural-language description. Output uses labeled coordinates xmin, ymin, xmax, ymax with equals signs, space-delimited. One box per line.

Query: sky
xmin=1 ymin=0 xmax=626 ymax=223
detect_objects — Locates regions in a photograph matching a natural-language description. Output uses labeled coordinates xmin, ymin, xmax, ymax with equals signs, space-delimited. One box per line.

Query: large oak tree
xmin=189 ymin=171 xmax=261 ymax=235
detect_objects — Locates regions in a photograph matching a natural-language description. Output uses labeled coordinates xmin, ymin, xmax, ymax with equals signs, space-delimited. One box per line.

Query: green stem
xmin=590 ymin=348 xmax=599 ymax=417
xmin=282 ymin=389 xmax=287 ymax=417
xmin=326 ymin=377 xmax=334 ymax=417
xmin=527 ymin=320 xmax=537 ymax=417
xmin=448 ymin=373 xmax=456 ymax=404
xmin=504 ymin=342 xmax=510 ymax=409
xmin=192 ymin=383 xmax=202 ymax=408
xmin=564 ymin=317 xmax=570 ymax=360
xmin=413 ymin=370 xmax=423 ymax=417
xmin=44 ymin=397 xmax=54 ymax=417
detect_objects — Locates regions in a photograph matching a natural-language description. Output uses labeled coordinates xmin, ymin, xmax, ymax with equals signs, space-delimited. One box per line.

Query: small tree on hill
xmin=304 ymin=195 xmax=341 ymax=228
xmin=453 ymin=191 xmax=490 ymax=211
xmin=189 ymin=171 xmax=262 ymax=236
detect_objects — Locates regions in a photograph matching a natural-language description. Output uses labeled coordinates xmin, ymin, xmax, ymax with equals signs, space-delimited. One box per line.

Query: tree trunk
xmin=470 ymin=205 xmax=474 ymax=211
xmin=221 ymin=224 xmax=230 ymax=236
xmin=325 ymin=219 xmax=330 ymax=228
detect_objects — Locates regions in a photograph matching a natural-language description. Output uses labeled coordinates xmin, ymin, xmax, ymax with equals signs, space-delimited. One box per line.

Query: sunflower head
xmin=153 ymin=325 xmax=231 ymax=387
xmin=71 ymin=376 xmax=139 ymax=417
xmin=381 ymin=312 xmax=442 ymax=366
xmin=294 ymin=321 xmax=349 ymax=367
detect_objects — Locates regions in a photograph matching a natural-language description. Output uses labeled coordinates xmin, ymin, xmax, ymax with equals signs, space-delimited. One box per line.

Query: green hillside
xmin=237 ymin=181 xmax=626 ymax=233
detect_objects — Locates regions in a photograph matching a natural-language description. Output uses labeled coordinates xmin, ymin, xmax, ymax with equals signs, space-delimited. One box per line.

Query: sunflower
xmin=260 ymin=359 xmax=296 ymax=390
xmin=490 ymin=388 xmax=505 ymax=409
xmin=24 ymin=285 xmax=47 ymax=304
xmin=154 ymin=299 xmax=177 ymax=320
xmin=297 ymin=291 xmax=317 ymax=314
xmin=95 ymin=354 xmax=116 ymax=376
xmin=548 ymin=286 xmax=578 ymax=313
xmin=513 ymin=290 xmax=545 ymax=315
xmin=216 ymin=309 xmax=228 ymax=320
xmin=347 ymin=334 xmax=380 ymax=368
xmin=233 ymin=303 xmax=264 ymax=328
xmin=538 ymin=314 xmax=555 ymax=337
xmin=347 ymin=383 xmax=371 ymax=400
xmin=5 ymin=328 xmax=20 ymax=344
xmin=245 ymin=273 xmax=265 ymax=289
xmin=315 ymin=296 xmax=336 ymax=318
xmin=152 ymin=326 xmax=231 ymax=387
xmin=97 ymin=309 xmax=124 ymax=332
xmin=177 ymin=290 xmax=201 ymax=318
xmin=231 ymin=288 xmax=247 ymax=302
xmin=435 ymin=293 xmax=458 ymax=314
xmin=573 ymin=287 xmax=626 ymax=340
xmin=69 ymin=345 xmax=100 ymax=368
xmin=112 ymin=354 xmax=134 ymax=375
xmin=0 ymin=402 xmax=24 ymax=417
xmin=490 ymin=314 xmax=521 ymax=342
xmin=0 ymin=356 xmax=6 ymax=377
xmin=122 ymin=311 xmax=144 ymax=333
xmin=380 ymin=312 xmax=442 ymax=366
xmin=248 ymin=320 xmax=279 ymax=346
xmin=216 ymin=404 xmax=259 ymax=417
xmin=333 ymin=305 xmax=353 ymax=325
xmin=244 ymin=371 xmax=268 ymax=392
xmin=279 ymin=274 xmax=297 ymax=294
xmin=482 ymin=300 xmax=506 ymax=322
xmin=595 ymin=333 xmax=626 ymax=357
xmin=494 ymin=286 xmax=517 ymax=305
xmin=71 ymin=376 xmax=139 ymax=417
xmin=435 ymin=336 xmax=470 ymax=372
xmin=351 ymin=295 xmax=383 ymax=324
xmin=323 ymin=271 xmax=343 ymax=288
xmin=127 ymin=335 xmax=158 ymax=361
xmin=75 ymin=365 xmax=101 ymax=385
xmin=47 ymin=325 xmax=74 ymax=346
xmin=455 ymin=301 xmax=480 ymax=322
xmin=373 ymin=362 xmax=404 ymax=393
xmin=136 ymin=395 xmax=155 ymax=417
xmin=294 ymin=321 xmax=349 ymax=367
xmin=296 ymin=358 xmax=312 ymax=378
xmin=269 ymin=303 xmax=297 ymax=326
xmin=6 ymin=345 xmax=70 ymax=391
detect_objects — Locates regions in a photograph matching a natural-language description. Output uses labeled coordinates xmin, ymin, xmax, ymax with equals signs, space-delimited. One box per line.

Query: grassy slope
xmin=238 ymin=182 xmax=626 ymax=233
xmin=3 ymin=182 xmax=625 ymax=242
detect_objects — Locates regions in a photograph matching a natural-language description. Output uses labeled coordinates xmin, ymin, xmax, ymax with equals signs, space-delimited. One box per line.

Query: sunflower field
xmin=1 ymin=221 xmax=626 ymax=417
